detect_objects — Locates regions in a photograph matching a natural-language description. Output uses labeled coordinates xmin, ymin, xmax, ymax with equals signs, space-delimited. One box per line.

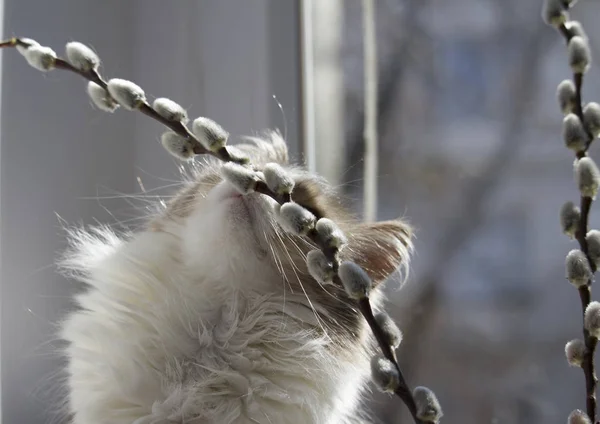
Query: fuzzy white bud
xmin=65 ymin=41 xmax=100 ymax=72
xmin=263 ymin=163 xmax=295 ymax=195
xmin=221 ymin=162 xmax=260 ymax=194
xmin=278 ymin=202 xmax=316 ymax=235
xmin=565 ymin=21 xmax=587 ymax=40
xmin=224 ymin=145 xmax=250 ymax=165
xmin=585 ymin=301 xmax=600 ymax=338
xmin=306 ymin=250 xmax=335 ymax=285
xmin=587 ymin=230 xmax=600 ymax=268
xmin=542 ymin=0 xmax=568 ymax=27
xmin=414 ymin=386 xmax=443 ymax=423
xmin=152 ymin=98 xmax=188 ymax=124
xmin=338 ymin=261 xmax=372 ymax=299
xmin=16 ymin=38 xmax=39 ymax=56
xmin=192 ymin=117 xmax=229 ymax=152
xmin=86 ymin=82 xmax=119 ymax=113
xmin=370 ymin=355 xmax=399 ymax=393
xmin=583 ymin=102 xmax=600 ymax=138
xmin=374 ymin=312 xmax=402 ymax=349
xmin=560 ymin=201 xmax=580 ymax=239
xmin=568 ymin=409 xmax=592 ymax=424
xmin=315 ymin=218 xmax=347 ymax=249
xmin=565 ymin=339 xmax=586 ymax=367
xmin=568 ymin=36 xmax=591 ymax=74
xmin=563 ymin=113 xmax=587 ymax=152
xmin=161 ymin=132 xmax=194 ymax=160
xmin=557 ymin=80 xmax=577 ymax=115
xmin=566 ymin=249 xmax=592 ymax=287
xmin=24 ymin=45 xmax=56 ymax=71
xmin=575 ymin=157 xmax=600 ymax=199
xmin=107 ymin=78 xmax=146 ymax=110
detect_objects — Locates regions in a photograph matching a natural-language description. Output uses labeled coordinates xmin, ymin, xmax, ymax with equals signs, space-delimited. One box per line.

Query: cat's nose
xmin=222 ymin=187 xmax=244 ymax=201
xmin=211 ymin=181 xmax=245 ymax=203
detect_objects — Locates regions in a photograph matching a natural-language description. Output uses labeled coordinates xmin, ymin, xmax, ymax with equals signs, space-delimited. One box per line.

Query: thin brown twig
xmin=557 ymin=22 xmax=598 ymax=422
xmin=11 ymin=38 xmax=238 ymax=162
xmin=304 ymin=224 xmax=425 ymax=423
xmin=1 ymin=37 xmax=428 ymax=423
xmin=356 ymin=297 xmax=421 ymax=422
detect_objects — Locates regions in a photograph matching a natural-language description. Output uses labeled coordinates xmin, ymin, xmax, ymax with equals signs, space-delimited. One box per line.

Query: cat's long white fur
xmin=60 ymin=187 xmax=372 ymax=423
xmin=56 ymin=132 xmax=415 ymax=424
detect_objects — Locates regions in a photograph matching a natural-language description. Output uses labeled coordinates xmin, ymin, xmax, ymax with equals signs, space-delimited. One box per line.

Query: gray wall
xmin=0 ymin=1 xmax=301 ymax=422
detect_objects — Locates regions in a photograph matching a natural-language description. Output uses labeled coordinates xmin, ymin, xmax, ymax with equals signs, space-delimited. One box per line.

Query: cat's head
xmin=152 ymin=132 xmax=413 ymax=334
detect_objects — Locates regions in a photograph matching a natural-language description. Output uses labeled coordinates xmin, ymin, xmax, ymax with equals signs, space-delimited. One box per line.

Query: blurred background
xmin=2 ymin=0 xmax=600 ymax=423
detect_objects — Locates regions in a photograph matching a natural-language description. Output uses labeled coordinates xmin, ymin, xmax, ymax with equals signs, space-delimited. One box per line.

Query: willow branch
xmin=555 ymin=18 xmax=598 ymax=422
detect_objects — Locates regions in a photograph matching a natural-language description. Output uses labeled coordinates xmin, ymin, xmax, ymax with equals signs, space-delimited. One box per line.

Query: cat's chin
xmin=206 ymin=182 xmax=252 ymax=222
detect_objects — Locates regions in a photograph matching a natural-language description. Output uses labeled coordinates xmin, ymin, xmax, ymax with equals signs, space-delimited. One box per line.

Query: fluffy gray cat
xmin=60 ymin=132 xmax=412 ymax=424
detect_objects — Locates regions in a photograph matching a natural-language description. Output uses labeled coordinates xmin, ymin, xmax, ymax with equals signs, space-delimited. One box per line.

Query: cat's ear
xmin=343 ymin=219 xmax=413 ymax=286
xmin=236 ymin=131 xmax=288 ymax=165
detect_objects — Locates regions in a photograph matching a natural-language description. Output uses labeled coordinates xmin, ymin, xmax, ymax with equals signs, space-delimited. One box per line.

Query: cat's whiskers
xmin=135 ymin=165 xmax=191 ymax=185
xmin=104 ymin=214 xmax=157 ymax=229
xmin=268 ymin=224 xmax=313 ymax=337
xmin=333 ymin=176 xmax=366 ymax=190
xmin=84 ymin=194 xmax=180 ymax=200
xmin=90 ymin=181 xmax=187 ymax=199
xmin=285 ymin=236 xmax=309 ymax=261
xmin=273 ymin=229 xmax=331 ymax=341
xmin=279 ymin=233 xmax=351 ymax=319
xmin=269 ymin=229 xmax=295 ymax=295
xmin=265 ymin=227 xmax=296 ymax=332
xmin=288 ymin=233 xmax=316 ymax=251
